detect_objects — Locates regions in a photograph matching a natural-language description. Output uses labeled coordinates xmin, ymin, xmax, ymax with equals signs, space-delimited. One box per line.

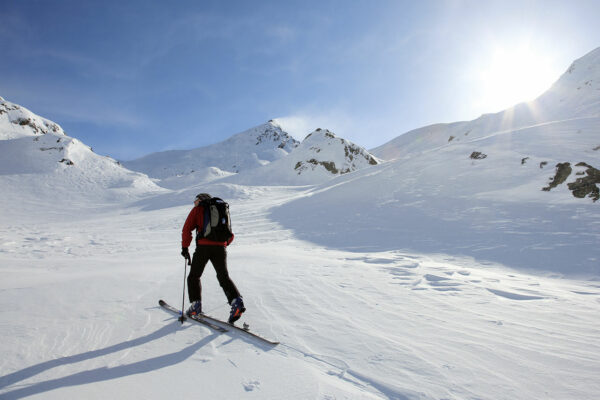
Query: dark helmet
xmin=195 ymin=193 xmax=211 ymax=202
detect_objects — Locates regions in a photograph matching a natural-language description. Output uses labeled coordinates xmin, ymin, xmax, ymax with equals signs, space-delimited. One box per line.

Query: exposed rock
xmin=295 ymin=159 xmax=339 ymax=175
xmin=59 ymin=158 xmax=74 ymax=166
xmin=521 ymin=157 xmax=529 ymax=165
xmin=289 ymin=129 xmax=379 ymax=179
xmin=540 ymin=161 xmax=548 ymax=169
xmin=542 ymin=162 xmax=572 ymax=192
xmin=567 ymin=162 xmax=600 ymax=202
xmin=470 ymin=152 xmax=487 ymax=160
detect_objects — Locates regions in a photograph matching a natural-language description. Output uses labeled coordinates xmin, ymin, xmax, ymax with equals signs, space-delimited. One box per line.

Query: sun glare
xmin=473 ymin=45 xmax=558 ymax=113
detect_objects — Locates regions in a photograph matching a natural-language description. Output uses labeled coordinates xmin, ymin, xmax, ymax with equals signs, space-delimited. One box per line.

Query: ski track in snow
xmin=1 ymin=186 xmax=599 ymax=400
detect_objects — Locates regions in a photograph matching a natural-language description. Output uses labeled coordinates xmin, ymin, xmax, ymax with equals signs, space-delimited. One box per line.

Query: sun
xmin=473 ymin=45 xmax=559 ymax=113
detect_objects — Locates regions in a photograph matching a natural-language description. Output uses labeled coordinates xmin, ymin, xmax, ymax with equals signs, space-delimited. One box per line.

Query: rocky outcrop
xmin=470 ymin=151 xmax=487 ymax=160
xmin=292 ymin=129 xmax=379 ymax=177
xmin=568 ymin=162 xmax=600 ymax=202
xmin=542 ymin=161 xmax=600 ymax=202
xmin=543 ymin=163 xmax=573 ymax=192
xmin=1 ymin=99 xmax=64 ymax=138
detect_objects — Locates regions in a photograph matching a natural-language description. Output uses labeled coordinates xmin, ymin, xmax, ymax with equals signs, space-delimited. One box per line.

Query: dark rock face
xmin=541 ymin=161 xmax=600 ymax=202
xmin=470 ymin=152 xmax=487 ymax=160
xmin=295 ymin=159 xmax=339 ymax=174
xmin=543 ymin=163 xmax=573 ymax=192
xmin=255 ymin=127 xmax=299 ymax=151
xmin=568 ymin=163 xmax=600 ymax=202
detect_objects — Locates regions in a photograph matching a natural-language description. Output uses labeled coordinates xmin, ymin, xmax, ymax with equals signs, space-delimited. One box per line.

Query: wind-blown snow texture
xmin=1 ymin=48 xmax=599 ymax=400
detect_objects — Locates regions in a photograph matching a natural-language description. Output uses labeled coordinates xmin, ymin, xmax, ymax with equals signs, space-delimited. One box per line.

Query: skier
xmin=181 ymin=193 xmax=245 ymax=323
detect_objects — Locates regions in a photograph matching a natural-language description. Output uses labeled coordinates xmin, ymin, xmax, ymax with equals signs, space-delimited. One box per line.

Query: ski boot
xmin=228 ymin=297 xmax=246 ymax=324
xmin=186 ymin=300 xmax=202 ymax=317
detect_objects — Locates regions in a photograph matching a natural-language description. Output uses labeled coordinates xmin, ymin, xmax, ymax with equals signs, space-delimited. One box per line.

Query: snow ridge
xmin=294 ymin=128 xmax=379 ymax=176
xmin=224 ymin=128 xmax=380 ymax=185
xmin=0 ymin=97 xmax=65 ymax=140
xmin=122 ymin=120 xmax=300 ymax=182
xmin=0 ymin=96 xmax=164 ymax=219
xmin=372 ymin=47 xmax=600 ymax=161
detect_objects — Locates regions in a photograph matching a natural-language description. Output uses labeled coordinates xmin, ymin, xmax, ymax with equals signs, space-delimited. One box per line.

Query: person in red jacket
xmin=181 ymin=193 xmax=245 ymax=323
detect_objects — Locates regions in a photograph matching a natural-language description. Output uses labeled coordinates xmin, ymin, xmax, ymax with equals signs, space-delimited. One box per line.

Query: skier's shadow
xmin=0 ymin=318 xmax=217 ymax=399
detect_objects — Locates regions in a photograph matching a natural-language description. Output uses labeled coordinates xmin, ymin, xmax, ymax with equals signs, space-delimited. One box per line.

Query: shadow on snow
xmin=0 ymin=321 xmax=216 ymax=399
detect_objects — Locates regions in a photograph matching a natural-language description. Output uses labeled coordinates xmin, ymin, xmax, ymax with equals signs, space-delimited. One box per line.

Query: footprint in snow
xmin=244 ymin=380 xmax=261 ymax=392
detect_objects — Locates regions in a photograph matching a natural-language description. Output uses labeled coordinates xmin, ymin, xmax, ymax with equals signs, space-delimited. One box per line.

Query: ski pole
xmin=179 ymin=258 xmax=188 ymax=323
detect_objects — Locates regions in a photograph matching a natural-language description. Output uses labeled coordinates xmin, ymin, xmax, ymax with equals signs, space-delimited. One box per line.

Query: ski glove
xmin=181 ymin=247 xmax=191 ymax=264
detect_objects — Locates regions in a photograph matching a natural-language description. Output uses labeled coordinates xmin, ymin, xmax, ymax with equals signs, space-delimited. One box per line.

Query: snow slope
xmin=122 ymin=121 xmax=299 ymax=188
xmin=0 ymin=96 xmax=165 ymax=221
xmin=271 ymin=116 xmax=600 ymax=275
xmin=1 ymin=48 xmax=600 ymax=400
xmin=316 ymin=47 xmax=600 ymax=275
xmin=0 ymin=96 xmax=64 ymax=140
xmin=225 ymin=128 xmax=380 ymax=185
xmin=371 ymin=46 xmax=600 ymax=161
xmin=0 ymin=186 xmax=598 ymax=400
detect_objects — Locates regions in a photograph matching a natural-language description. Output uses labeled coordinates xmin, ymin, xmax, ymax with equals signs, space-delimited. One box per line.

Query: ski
xmin=198 ymin=313 xmax=280 ymax=346
xmin=159 ymin=299 xmax=278 ymax=345
xmin=159 ymin=299 xmax=227 ymax=333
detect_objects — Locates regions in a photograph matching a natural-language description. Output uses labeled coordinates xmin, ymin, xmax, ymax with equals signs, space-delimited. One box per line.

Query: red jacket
xmin=181 ymin=205 xmax=234 ymax=248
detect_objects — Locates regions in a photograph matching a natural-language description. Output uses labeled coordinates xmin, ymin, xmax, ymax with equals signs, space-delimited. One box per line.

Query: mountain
xmin=0 ymin=95 xmax=65 ymax=139
xmin=122 ymin=121 xmax=300 ymax=188
xmin=293 ymin=129 xmax=379 ymax=176
xmin=371 ymin=46 xmax=600 ymax=161
xmin=272 ymin=47 xmax=600 ymax=275
xmin=225 ymin=128 xmax=380 ymax=185
xmin=368 ymin=47 xmax=600 ymax=205
xmin=0 ymin=96 xmax=165 ymax=220
xmin=2 ymin=51 xmax=600 ymax=400
xmin=535 ymin=46 xmax=600 ymax=119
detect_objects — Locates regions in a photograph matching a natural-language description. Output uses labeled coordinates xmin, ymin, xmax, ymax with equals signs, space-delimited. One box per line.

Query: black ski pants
xmin=187 ymin=245 xmax=240 ymax=305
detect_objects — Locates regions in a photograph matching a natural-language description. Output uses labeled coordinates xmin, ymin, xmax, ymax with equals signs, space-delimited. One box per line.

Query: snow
xmin=0 ymin=98 xmax=65 ymax=140
xmin=371 ymin=47 xmax=600 ymax=162
xmin=1 ymin=47 xmax=600 ymax=400
xmin=224 ymin=128 xmax=380 ymax=185
xmin=122 ymin=120 xmax=299 ymax=182
xmin=273 ymin=116 xmax=600 ymax=276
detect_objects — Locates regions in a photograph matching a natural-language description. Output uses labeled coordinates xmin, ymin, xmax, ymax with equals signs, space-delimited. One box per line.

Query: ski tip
xmin=158 ymin=299 xmax=166 ymax=306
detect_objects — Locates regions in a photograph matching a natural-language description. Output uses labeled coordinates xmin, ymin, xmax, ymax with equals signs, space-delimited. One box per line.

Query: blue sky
xmin=1 ymin=0 xmax=599 ymax=160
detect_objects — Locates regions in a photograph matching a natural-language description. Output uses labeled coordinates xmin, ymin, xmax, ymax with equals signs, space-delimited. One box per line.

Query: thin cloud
xmin=274 ymin=109 xmax=359 ymax=141
xmin=3 ymin=82 xmax=145 ymax=129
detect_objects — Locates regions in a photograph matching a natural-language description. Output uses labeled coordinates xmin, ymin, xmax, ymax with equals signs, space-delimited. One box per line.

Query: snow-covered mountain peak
xmin=1 ymin=97 xmax=66 ymax=140
xmin=0 ymin=96 xmax=164 ymax=214
xmin=228 ymin=119 xmax=299 ymax=153
xmin=123 ymin=121 xmax=300 ymax=184
xmin=372 ymin=47 xmax=600 ymax=161
xmin=536 ymin=46 xmax=600 ymax=118
xmin=292 ymin=128 xmax=379 ymax=176
xmin=302 ymin=127 xmax=337 ymax=142
xmin=227 ymin=127 xmax=380 ymax=185
xmin=564 ymin=46 xmax=600 ymax=77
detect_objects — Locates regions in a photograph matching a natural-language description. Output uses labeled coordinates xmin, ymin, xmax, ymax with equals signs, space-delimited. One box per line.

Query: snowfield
xmin=1 ymin=47 xmax=600 ymax=400
xmin=0 ymin=186 xmax=598 ymax=400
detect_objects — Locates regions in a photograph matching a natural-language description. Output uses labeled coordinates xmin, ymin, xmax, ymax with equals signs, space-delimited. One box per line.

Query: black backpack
xmin=198 ymin=197 xmax=233 ymax=242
